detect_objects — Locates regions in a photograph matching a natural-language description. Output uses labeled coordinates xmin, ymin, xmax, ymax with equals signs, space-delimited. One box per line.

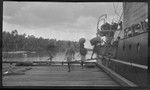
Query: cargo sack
xmin=90 ymin=37 xmax=101 ymax=46
xmin=79 ymin=38 xmax=86 ymax=44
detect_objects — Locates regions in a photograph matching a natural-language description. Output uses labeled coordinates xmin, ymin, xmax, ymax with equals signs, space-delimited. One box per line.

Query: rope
xmin=113 ymin=2 xmax=120 ymax=17
xmin=97 ymin=14 xmax=107 ymax=31
xmin=113 ymin=4 xmax=124 ymax=39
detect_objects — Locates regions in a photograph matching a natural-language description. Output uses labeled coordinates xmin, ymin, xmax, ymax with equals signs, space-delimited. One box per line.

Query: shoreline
xmin=2 ymin=51 xmax=36 ymax=54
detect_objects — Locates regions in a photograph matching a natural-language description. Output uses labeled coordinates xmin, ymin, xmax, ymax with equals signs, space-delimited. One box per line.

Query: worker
xmin=65 ymin=42 xmax=75 ymax=72
xmin=79 ymin=38 xmax=87 ymax=69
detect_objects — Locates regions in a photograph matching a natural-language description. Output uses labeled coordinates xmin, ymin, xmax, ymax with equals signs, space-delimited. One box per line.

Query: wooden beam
xmin=95 ymin=62 xmax=137 ymax=87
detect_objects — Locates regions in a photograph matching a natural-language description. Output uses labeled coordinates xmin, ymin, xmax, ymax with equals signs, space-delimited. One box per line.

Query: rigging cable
xmin=113 ymin=2 xmax=120 ymax=17
xmin=114 ymin=2 xmax=124 ymax=39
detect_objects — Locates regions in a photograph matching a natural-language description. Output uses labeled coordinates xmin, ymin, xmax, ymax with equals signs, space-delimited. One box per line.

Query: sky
xmin=3 ymin=1 xmax=122 ymax=49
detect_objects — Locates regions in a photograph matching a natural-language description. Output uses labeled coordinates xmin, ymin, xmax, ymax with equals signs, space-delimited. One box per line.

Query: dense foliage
xmin=2 ymin=30 xmax=79 ymax=53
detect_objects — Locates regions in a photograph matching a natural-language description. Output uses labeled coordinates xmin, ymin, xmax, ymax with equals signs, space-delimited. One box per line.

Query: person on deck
xmin=90 ymin=37 xmax=102 ymax=59
xmin=65 ymin=42 xmax=75 ymax=72
xmin=79 ymin=38 xmax=87 ymax=69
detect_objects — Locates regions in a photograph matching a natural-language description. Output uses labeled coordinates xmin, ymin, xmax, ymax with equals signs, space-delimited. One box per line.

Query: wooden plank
xmin=95 ymin=62 xmax=137 ymax=87
xmin=3 ymin=81 xmax=119 ymax=86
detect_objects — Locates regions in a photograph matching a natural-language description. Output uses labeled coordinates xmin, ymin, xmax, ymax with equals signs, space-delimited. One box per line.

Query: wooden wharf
xmin=2 ymin=58 xmax=137 ymax=87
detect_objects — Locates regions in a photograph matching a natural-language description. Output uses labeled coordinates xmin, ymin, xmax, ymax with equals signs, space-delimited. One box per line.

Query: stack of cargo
xmin=79 ymin=38 xmax=86 ymax=44
xmin=90 ymin=37 xmax=101 ymax=46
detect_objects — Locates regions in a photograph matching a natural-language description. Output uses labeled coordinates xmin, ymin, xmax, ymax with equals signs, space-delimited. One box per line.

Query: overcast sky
xmin=3 ymin=2 xmax=122 ymax=48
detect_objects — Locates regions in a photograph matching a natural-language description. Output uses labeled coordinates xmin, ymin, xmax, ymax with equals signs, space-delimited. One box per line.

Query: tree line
xmin=2 ymin=30 xmax=79 ymax=54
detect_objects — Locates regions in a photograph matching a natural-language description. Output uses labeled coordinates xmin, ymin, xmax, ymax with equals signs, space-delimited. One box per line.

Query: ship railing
xmin=97 ymin=55 xmax=148 ymax=70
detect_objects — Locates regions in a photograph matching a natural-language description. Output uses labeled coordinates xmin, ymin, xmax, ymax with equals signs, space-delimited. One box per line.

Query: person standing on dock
xmin=79 ymin=38 xmax=87 ymax=69
xmin=47 ymin=39 xmax=57 ymax=65
xmin=47 ymin=52 xmax=54 ymax=64
xmin=91 ymin=43 xmax=101 ymax=59
xmin=65 ymin=42 xmax=75 ymax=72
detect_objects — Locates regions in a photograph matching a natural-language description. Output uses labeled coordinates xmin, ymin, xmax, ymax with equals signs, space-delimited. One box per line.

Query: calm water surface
xmin=3 ymin=51 xmax=96 ymax=62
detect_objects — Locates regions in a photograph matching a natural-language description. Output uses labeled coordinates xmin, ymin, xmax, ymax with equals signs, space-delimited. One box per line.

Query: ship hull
xmin=100 ymin=32 xmax=149 ymax=87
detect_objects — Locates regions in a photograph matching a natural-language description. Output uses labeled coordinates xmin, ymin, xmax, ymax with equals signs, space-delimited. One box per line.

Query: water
xmin=2 ymin=51 xmax=97 ymax=73
xmin=3 ymin=51 xmax=96 ymax=62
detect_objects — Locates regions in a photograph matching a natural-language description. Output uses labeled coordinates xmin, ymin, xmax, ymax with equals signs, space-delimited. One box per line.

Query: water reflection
xmin=3 ymin=51 xmax=96 ymax=62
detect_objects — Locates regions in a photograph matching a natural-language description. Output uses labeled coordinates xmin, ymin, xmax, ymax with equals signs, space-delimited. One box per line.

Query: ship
xmin=95 ymin=2 xmax=149 ymax=87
